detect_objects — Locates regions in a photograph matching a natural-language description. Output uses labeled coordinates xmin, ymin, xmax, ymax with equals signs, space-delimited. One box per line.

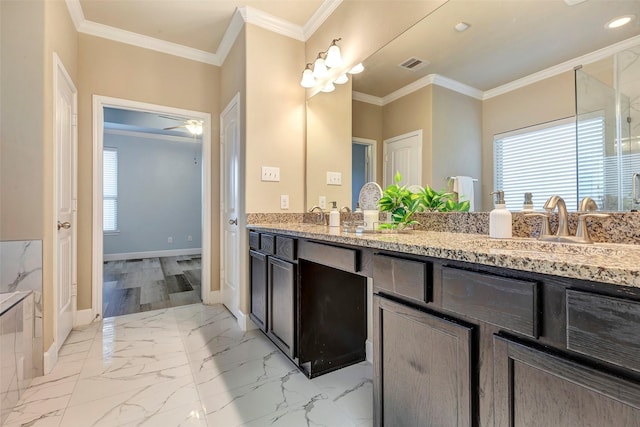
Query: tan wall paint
xmin=245 ymin=25 xmax=306 ymax=213
xmin=383 ymin=85 xmax=433 ymax=186
xmin=431 ymin=86 xmax=482 ymax=206
xmin=0 ymin=1 xmax=45 ymax=240
xmin=482 ymin=71 xmax=574 ymax=210
xmin=352 ymin=100 xmax=383 ymax=183
xmin=306 ymin=82 xmax=353 ymax=209
xmin=77 ymin=35 xmax=221 ymax=310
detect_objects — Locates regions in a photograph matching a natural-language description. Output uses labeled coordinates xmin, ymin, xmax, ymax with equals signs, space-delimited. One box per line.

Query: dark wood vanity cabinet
xmin=373 ymin=295 xmax=473 ymax=427
xmin=249 ymin=249 xmax=267 ymax=331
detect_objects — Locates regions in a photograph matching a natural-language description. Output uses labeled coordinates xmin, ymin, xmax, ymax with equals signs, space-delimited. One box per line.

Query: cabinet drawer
xmin=249 ymin=231 xmax=260 ymax=250
xmin=260 ymin=234 xmax=275 ymax=255
xmin=276 ymin=236 xmax=296 ymax=261
xmin=567 ymin=290 xmax=640 ymax=373
xmin=373 ymin=254 xmax=428 ymax=303
xmin=441 ymin=267 xmax=539 ymax=338
xmin=299 ymin=240 xmax=358 ymax=273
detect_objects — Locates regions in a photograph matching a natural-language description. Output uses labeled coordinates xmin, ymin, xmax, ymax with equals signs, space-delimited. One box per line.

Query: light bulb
xmin=348 ymin=63 xmax=364 ymax=74
xmin=334 ymin=73 xmax=348 ymax=84
xmin=321 ymin=82 xmax=335 ymax=92
xmin=313 ymin=55 xmax=328 ymax=79
xmin=300 ymin=67 xmax=316 ymax=88
xmin=185 ymin=120 xmax=203 ymax=135
xmin=325 ymin=43 xmax=343 ymax=68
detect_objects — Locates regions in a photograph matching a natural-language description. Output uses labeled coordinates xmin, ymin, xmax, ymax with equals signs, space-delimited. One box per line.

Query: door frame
xmin=52 ymin=53 xmax=77 ymax=361
xmin=352 ymin=137 xmax=377 ymax=183
xmin=219 ymin=93 xmax=250 ymax=329
xmin=92 ymin=95 xmax=212 ymax=321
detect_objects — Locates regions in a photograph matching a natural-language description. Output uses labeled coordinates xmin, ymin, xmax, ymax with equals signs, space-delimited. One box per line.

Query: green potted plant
xmin=377 ymin=172 xmax=471 ymax=230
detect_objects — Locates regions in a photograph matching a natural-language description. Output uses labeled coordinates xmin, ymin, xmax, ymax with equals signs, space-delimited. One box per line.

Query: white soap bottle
xmin=329 ymin=201 xmax=340 ymax=227
xmin=522 ymin=192 xmax=535 ymax=212
xmin=490 ymin=190 xmax=512 ymax=238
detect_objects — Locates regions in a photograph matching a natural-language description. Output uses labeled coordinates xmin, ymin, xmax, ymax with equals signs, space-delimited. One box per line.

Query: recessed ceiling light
xmin=455 ymin=22 xmax=470 ymax=32
xmin=606 ymin=15 xmax=635 ymax=29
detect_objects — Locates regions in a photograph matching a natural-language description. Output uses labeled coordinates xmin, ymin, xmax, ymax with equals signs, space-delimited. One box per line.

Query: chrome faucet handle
xmin=524 ymin=213 xmax=552 ymax=238
xmin=575 ymin=213 xmax=610 ymax=244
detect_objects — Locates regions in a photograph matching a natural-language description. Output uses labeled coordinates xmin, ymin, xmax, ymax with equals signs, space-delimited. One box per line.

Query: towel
xmin=453 ymin=176 xmax=475 ymax=212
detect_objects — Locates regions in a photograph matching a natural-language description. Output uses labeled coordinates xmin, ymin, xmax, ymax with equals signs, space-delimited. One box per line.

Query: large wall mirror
xmin=305 ymin=0 xmax=640 ymax=212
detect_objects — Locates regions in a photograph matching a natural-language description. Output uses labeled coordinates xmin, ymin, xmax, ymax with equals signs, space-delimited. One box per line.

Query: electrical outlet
xmin=261 ymin=166 xmax=280 ymax=182
xmin=280 ymin=195 xmax=289 ymax=209
xmin=187 ymin=235 xmax=193 ymax=242
xmin=168 ymin=236 xmax=173 ymax=244
xmin=326 ymin=171 xmax=342 ymax=185
xmin=319 ymin=196 xmax=326 ymax=209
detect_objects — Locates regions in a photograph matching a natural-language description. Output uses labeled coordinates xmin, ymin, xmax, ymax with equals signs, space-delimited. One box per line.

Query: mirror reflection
xmin=306 ymin=0 xmax=640 ymax=212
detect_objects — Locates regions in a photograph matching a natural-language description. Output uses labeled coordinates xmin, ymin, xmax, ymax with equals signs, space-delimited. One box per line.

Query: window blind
xmin=103 ymin=148 xmax=118 ymax=232
xmin=494 ymin=116 xmax=605 ymax=211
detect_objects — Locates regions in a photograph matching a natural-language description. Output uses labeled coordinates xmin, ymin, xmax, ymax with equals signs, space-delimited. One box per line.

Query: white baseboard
xmin=43 ymin=341 xmax=58 ymax=374
xmin=366 ymin=339 xmax=373 ymax=363
xmin=103 ymin=248 xmax=202 ymax=261
xmin=74 ymin=309 xmax=95 ymax=327
xmin=237 ymin=310 xmax=258 ymax=331
xmin=204 ymin=290 xmax=220 ymax=305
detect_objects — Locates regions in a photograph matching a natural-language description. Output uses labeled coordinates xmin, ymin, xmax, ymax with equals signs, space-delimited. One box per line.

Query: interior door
xmin=54 ymin=54 xmax=77 ymax=347
xmin=383 ymin=130 xmax=422 ymax=187
xmin=220 ymin=95 xmax=240 ymax=318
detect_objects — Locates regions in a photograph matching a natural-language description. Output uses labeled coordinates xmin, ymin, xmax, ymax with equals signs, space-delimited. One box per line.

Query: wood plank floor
xmin=103 ymin=255 xmax=202 ymax=318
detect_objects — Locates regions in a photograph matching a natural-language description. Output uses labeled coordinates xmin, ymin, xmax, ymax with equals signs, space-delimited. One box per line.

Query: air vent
xmin=398 ymin=57 xmax=429 ymax=71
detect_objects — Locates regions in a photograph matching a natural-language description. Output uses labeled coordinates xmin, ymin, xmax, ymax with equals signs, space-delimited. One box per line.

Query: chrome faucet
xmin=543 ymin=195 xmax=570 ymax=237
xmin=578 ymin=197 xmax=598 ymax=212
xmin=340 ymin=206 xmax=351 ymax=213
xmin=308 ymin=205 xmax=325 ymax=224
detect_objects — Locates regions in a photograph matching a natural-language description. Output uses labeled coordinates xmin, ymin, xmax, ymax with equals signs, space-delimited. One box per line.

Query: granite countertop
xmin=248 ymin=223 xmax=640 ymax=289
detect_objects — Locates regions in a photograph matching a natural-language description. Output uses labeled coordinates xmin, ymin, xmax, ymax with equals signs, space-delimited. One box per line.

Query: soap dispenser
xmin=490 ymin=190 xmax=512 ymax=238
xmin=522 ymin=192 xmax=535 ymax=212
xmin=329 ymin=201 xmax=340 ymax=227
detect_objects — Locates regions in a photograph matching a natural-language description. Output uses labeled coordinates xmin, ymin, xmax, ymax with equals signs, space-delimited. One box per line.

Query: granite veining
xmin=247 ymin=223 xmax=640 ymax=289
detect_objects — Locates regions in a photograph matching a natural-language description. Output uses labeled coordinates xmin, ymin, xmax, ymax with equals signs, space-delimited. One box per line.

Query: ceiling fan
xmin=162 ymin=118 xmax=203 ymax=135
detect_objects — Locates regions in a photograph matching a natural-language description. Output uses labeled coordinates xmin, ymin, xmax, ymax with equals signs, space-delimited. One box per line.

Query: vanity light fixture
xmin=606 ymin=15 xmax=635 ymax=29
xmin=302 ymin=38 xmax=350 ymax=90
xmin=348 ymin=63 xmax=364 ymax=74
xmin=300 ymin=63 xmax=316 ymax=88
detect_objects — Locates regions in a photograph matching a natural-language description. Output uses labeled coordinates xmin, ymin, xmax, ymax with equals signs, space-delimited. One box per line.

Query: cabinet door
xmin=249 ymin=250 xmax=268 ymax=331
xmin=373 ymin=295 xmax=473 ymax=427
xmin=494 ymin=335 xmax=640 ymax=427
xmin=268 ymin=257 xmax=295 ymax=359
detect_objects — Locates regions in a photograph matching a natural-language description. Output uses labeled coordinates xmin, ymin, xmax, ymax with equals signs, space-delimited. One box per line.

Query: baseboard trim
xmin=44 ymin=341 xmax=58 ymax=374
xmin=74 ymin=309 xmax=94 ymax=327
xmin=237 ymin=310 xmax=258 ymax=331
xmin=366 ymin=339 xmax=373 ymax=363
xmin=103 ymin=248 xmax=202 ymax=261
xmin=204 ymin=290 xmax=220 ymax=305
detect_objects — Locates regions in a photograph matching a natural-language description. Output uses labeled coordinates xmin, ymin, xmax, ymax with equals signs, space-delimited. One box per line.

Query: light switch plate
xmin=261 ymin=166 xmax=280 ymax=182
xmin=319 ymin=196 xmax=326 ymax=209
xmin=327 ymin=171 xmax=342 ymax=185
xmin=280 ymin=195 xmax=289 ymax=209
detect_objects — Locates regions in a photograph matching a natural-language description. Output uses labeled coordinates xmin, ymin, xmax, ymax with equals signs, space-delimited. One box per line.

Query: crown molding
xmin=303 ymin=0 xmax=343 ymax=40
xmin=217 ymin=9 xmax=246 ymax=64
xmin=382 ymin=74 xmax=436 ymax=105
xmin=353 ymin=91 xmax=384 ymax=106
xmin=65 ymin=0 xmax=84 ymax=30
xmin=242 ymin=6 xmax=305 ymax=41
xmin=78 ymin=20 xmax=220 ymax=65
xmin=483 ymin=34 xmax=640 ymax=100
xmin=431 ymin=75 xmax=484 ymax=100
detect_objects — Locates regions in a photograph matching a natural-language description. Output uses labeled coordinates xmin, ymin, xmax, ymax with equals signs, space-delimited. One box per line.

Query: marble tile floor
xmin=103 ymin=256 xmax=202 ymax=318
xmin=4 ymin=303 xmax=373 ymax=427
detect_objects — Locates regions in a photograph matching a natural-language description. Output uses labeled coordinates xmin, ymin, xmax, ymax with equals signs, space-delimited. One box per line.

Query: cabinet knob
xmin=57 ymin=221 xmax=71 ymax=230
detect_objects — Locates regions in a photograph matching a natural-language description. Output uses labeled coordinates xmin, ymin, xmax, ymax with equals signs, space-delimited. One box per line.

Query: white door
xmin=220 ymin=95 xmax=240 ymax=318
xmin=383 ymin=130 xmax=422 ymax=187
xmin=54 ymin=54 xmax=77 ymax=347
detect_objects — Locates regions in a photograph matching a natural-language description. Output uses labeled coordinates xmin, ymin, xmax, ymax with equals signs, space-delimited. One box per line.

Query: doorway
xmin=92 ymin=96 xmax=212 ymax=321
xmin=352 ymin=137 xmax=377 ymax=210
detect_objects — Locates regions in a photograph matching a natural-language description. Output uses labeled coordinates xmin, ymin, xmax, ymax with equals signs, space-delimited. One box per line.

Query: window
xmin=103 ymin=148 xmax=118 ymax=232
xmin=494 ymin=116 xmax=605 ymax=211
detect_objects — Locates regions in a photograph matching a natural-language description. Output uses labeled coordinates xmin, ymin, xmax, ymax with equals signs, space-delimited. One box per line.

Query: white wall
xmin=102 ymin=131 xmax=202 ymax=256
